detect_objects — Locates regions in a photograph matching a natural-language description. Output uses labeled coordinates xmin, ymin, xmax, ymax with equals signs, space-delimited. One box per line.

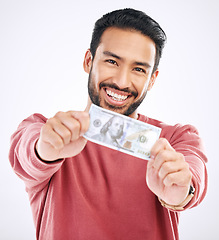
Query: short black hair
xmin=90 ymin=8 xmax=167 ymax=73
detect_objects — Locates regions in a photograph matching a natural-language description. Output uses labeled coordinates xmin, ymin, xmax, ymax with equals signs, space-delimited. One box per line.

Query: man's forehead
xmin=96 ymin=27 xmax=156 ymax=65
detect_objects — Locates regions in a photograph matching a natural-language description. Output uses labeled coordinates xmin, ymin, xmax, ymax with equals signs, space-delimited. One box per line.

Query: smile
xmin=105 ymin=89 xmax=129 ymax=102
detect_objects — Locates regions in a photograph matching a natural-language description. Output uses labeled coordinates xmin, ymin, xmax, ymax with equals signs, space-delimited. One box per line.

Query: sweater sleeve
xmin=161 ymin=124 xmax=208 ymax=210
xmin=9 ymin=114 xmax=65 ymax=192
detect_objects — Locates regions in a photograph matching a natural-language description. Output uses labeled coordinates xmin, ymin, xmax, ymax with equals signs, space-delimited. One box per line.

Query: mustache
xmin=99 ymin=82 xmax=138 ymax=98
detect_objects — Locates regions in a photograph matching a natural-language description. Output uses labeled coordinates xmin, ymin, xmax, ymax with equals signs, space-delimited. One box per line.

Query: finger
xmin=150 ymin=138 xmax=175 ymax=160
xmin=158 ymin=155 xmax=186 ymax=181
xmin=57 ymin=114 xmax=82 ymax=141
xmin=55 ymin=111 xmax=89 ymax=141
xmin=52 ymin=111 xmax=89 ymax=142
xmin=70 ymin=111 xmax=90 ymax=135
xmin=163 ymin=168 xmax=192 ymax=187
xmin=41 ymin=123 xmax=65 ymax=149
xmin=46 ymin=117 xmax=73 ymax=145
xmin=152 ymin=149 xmax=177 ymax=170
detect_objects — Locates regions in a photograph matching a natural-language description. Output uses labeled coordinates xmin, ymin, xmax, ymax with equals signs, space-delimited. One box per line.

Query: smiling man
xmin=86 ymin=27 xmax=157 ymax=118
xmin=9 ymin=8 xmax=208 ymax=240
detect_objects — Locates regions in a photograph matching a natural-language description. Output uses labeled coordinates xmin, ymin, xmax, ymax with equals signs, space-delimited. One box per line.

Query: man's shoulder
xmin=137 ymin=113 xmax=200 ymax=142
xmin=137 ymin=113 xmax=168 ymax=129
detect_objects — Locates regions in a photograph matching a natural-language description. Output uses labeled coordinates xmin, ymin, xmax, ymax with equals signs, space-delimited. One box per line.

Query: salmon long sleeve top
xmin=9 ymin=113 xmax=208 ymax=240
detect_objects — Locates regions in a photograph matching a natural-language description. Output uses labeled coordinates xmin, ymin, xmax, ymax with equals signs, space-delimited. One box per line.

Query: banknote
xmin=83 ymin=104 xmax=162 ymax=160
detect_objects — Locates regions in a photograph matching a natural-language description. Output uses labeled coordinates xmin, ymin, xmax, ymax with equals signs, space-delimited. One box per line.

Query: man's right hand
xmin=35 ymin=111 xmax=90 ymax=161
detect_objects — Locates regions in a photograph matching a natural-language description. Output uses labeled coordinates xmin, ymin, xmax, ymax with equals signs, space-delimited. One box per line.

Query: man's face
xmin=84 ymin=27 xmax=158 ymax=118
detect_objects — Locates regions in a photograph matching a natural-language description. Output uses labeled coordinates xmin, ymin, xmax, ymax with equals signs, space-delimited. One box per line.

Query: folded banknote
xmin=83 ymin=104 xmax=161 ymax=160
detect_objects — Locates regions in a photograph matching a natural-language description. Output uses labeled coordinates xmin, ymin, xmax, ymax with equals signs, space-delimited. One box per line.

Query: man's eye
xmin=106 ymin=59 xmax=117 ymax=65
xmin=134 ymin=67 xmax=146 ymax=73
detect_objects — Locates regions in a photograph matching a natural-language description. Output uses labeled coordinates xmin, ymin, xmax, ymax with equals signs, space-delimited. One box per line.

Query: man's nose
xmin=113 ymin=67 xmax=132 ymax=89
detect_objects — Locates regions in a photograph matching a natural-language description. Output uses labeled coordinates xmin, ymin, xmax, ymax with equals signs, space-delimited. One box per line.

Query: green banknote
xmin=84 ymin=104 xmax=161 ymax=160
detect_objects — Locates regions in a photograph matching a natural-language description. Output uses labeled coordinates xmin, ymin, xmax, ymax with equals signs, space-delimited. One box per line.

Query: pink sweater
xmin=9 ymin=113 xmax=208 ymax=240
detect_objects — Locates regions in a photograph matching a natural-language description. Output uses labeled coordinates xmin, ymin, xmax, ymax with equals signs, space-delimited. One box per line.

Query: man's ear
xmin=148 ymin=69 xmax=159 ymax=91
xmin=83 ymin=49 xmax=93 ymax=73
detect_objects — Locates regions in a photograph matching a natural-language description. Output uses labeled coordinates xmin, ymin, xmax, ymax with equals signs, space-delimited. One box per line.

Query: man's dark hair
xmin=90 ymin=8 xmax=167 ymax=73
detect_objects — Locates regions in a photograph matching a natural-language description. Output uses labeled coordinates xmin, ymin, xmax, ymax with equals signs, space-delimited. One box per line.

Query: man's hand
xmin=36 ymin=111 xmax=90 ymax=161
xmin=146 ymin=138 xmax=192 ymax=206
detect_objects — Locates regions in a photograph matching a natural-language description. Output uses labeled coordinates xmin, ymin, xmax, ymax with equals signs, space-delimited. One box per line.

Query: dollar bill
xmin=83 ymin=104 xmax=162 ymax=160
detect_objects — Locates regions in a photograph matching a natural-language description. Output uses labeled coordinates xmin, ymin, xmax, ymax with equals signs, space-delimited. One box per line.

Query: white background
xmin=0 ymin=0 xmax=218 ymax=239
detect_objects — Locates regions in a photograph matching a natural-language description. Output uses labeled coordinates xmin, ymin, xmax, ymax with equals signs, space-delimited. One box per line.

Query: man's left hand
xmin=146 ymin=138 xmax=192 ymax=206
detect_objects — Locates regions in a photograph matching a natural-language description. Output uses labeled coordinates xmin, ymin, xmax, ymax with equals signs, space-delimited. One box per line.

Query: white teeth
xmin=106 ymin=89 xmax=128 ymax=101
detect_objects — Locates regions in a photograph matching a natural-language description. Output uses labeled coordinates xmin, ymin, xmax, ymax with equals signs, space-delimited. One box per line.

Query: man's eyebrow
xmin=134 ymin=61 xmax=151 ymax=69
xmin=103 ymin=51 xmax=121 ymax=60
xmin=103 ymin=51 xmax=151 ymax=68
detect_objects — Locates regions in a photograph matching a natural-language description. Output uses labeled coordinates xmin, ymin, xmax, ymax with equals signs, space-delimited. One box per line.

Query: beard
xmin=87 ymin=68 xmax=148 ymax=116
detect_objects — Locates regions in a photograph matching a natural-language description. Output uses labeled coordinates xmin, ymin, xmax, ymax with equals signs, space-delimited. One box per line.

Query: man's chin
xmin=101 ymin=101 xmax=136 ymax=116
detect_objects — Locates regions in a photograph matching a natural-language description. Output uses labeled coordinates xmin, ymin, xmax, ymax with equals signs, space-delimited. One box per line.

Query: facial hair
xmin=87 ymin=68 xmax=148 ymax=116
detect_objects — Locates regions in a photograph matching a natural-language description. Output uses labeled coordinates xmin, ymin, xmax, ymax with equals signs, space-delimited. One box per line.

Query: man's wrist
xmin=34 ymin=140 xmax=64 ymax=163
xmin=158 ymin=185 xmax=195 ymax=211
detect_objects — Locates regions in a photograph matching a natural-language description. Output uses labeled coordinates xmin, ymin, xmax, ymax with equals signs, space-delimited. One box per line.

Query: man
xmin=9 ymin=8 xmax=208 ymax=240
xmin=92 ymin=116 xmax=124 ymax=147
